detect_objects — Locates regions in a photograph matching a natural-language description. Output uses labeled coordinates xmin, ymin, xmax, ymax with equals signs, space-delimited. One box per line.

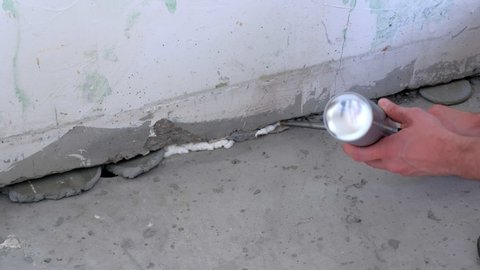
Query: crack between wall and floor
xmin=3 ymin=75 xmax=480 ymax=202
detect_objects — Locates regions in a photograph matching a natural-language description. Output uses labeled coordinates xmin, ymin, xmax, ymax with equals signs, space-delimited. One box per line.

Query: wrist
xmin=471 ymin=113 xmax=480 ymax=135
xmin=446 ymin=134 xmax=480 ymax=179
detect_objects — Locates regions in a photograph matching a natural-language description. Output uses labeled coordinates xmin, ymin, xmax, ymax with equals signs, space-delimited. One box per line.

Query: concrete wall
xmin=1 ymin=0 xmax=480 ymax=185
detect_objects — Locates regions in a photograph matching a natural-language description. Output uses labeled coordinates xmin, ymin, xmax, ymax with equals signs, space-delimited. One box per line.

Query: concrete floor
xmin=1 ymin=87 xmax=480 ymax=269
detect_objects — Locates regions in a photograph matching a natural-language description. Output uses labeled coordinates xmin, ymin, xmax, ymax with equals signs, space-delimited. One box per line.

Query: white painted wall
xmin=1 ymin=0 xmax=479 ymax=179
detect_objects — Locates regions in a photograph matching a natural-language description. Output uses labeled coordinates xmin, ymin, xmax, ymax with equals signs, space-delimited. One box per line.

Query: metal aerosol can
xmin=323 ymin=92 xmax=400 ymax=146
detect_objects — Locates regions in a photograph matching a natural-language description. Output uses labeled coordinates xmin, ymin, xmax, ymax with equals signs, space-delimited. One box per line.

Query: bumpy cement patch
xmin=106 ymin=150 xmax=165 ymax=179
xmin=0 ymin=167 xmax=101 ymax=203
xmin=145 ymin=119 xmax=201 ymax=151
xmin=419 ymin=79 xmax=472 ymax=105
xmin=0 ymin=120 xmax=200 ymax=187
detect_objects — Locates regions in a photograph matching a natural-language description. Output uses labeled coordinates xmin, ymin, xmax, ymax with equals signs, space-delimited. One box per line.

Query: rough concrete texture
xmin=349 ymin=61 xmax=416 ymax=98
xmin=420 ymin=79 xmax=473 ymax=105
xmin=106 ymin=150 xmax=165 ymax=179
xmin=0 ymin=167 xmax=101 ymax=203
xmin=1 ymin=87 xmax=480 ymax=269
xmin=0 ymin=120 xmax=198 ymax=187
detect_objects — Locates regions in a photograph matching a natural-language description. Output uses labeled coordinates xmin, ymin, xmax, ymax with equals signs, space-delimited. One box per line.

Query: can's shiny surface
xmin=324 ymin=93 xmax=373 ymax=142
xmin=323 ymin=92 xmax=399 ymax=146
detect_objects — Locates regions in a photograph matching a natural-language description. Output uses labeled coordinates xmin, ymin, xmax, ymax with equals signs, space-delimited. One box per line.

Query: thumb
xmin=378 ymin=98 xmax=411 ymax=124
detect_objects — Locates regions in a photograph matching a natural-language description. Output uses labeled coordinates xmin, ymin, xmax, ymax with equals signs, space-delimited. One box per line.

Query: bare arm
xmin=343 ymin=98 xmax=480 ymax=179
xmin=429 ymin=104 xmax=480 ymax=137
xmin=449 ymin=135 xmax=480 ymax=179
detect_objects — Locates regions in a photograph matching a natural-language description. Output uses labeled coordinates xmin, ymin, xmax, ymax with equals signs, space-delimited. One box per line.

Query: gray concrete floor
xmin=1 ymin=86 xmax=480 ymax=270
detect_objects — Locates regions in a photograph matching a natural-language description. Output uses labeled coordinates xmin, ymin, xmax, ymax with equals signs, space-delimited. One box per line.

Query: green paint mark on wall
xmin=13 ymin=41 xmax=29 ymax=111
xmin=367 ymin=0 xmax=453 ymax=48
xmin=126 ymin=11 xmax=141 ymax=29
xmin=2 ymin=0 xmax=17 ymax=17
xmin=103 ymin=47 xmax=118 ymax=62
xmin=4 ymin=0 xmax=29 ymax=110
xmin=164 ymin=0 xmax=176 ymax=13
xmin=342 ymin=0 xmax=356 ymax=8
xmin=367 ymin=0 xmax=382 ymax=10
xmin=124 ymin=11 xmax=141 ymax=38
xmin=81 ymin=71 xmax=112 ymax=103
xmin=84 ymin=50 xmax=98 ymax=61
xmin=342 ymin=28 xmax=348 ymax=40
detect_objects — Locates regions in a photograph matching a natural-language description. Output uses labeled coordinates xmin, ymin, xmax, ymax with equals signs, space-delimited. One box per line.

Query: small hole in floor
xmin=100 ymin=168 xmax=117 ymax=178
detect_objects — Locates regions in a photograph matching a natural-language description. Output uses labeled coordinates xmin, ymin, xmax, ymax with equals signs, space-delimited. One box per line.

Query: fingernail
xmin=378 ymin=98 xmax=391 ymax=108
xmin=378 ymin=98 xmax=388 ymax=106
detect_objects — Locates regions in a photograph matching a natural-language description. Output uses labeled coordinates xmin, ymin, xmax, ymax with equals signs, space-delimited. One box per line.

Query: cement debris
xmin=419 ymin=79 xmax=472 ymax=105
xmin=106 ymin=150 xmax=165 ymax=179
xmin=0 ymin=235 xmax=21 ymax=249
xmin=0 ymin=167 xmax=101 ymax=203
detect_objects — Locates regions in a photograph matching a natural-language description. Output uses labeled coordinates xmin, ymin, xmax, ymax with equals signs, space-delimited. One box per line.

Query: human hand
xmin=428 ymin=104 xmax=480 ymax=137
xmin=343 ymin=98 xmax=461 ymax=176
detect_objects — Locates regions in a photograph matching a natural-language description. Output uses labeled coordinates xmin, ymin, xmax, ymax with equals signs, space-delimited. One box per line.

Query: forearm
xmin=462 ymin=112 xmax=480 ymax=136
xmin=429 ymin=105 xmax=480 ymax=137
xmin=447 ymin=135 xmax=480 ymax=180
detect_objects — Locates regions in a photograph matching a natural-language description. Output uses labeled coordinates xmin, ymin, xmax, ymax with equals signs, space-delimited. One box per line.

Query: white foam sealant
xmin=164 ymin=139 xmax=235 ymax=158
xmin=255 ymin=122 xmax=280 ymax=137
xmin=163 ymin=122 xmax=282 ymax=158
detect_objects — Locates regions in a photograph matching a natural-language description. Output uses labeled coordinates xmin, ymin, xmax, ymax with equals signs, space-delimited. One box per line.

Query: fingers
xmin=428 ymin=104 xmax=449 ymax=116
xmin=343 ymin=143 xmax=387 ymax=162
xmin=365 ymin=159 xmax=386 ymax=170
xmin=378 ymin=98 xmax=412 ymax=124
